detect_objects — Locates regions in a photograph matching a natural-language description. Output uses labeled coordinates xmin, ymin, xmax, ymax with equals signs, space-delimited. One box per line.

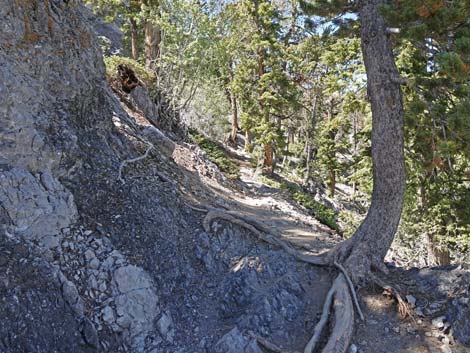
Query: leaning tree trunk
xmin=337 ymin=0 xmax=406 ymax=282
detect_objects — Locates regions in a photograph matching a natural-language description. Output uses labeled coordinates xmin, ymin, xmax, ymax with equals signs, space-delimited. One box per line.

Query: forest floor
xmin=2 ymin=5 xmax=468 ymax=351
xmin=101 ymin=87 xmax=469 ymax=353
xmin=3 ymin=78 xmax=467 ymax=353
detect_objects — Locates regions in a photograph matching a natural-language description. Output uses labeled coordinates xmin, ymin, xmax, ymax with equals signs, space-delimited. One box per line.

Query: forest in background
xmin=87 ymin=0 xmax=470 ymax=266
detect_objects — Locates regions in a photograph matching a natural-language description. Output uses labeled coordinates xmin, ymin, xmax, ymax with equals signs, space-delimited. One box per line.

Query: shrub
xmin=260 ymin=176 xmax=340 ymax=232
xmin=103 ymin=56 xmax=155 ymax=86
xmin=189 ymin=129 xmax=240 ymax=180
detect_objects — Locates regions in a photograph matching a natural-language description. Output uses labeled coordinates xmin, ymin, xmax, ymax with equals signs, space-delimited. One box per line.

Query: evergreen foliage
xmin=87 ymin=0 xmax=470 ymax=264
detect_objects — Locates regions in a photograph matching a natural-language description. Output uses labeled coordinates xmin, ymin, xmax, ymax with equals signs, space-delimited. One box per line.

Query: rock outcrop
xmin=2 ymin=2 xmax=469 ymax=353
xmin=0 ymin=1 xmax=159 ymax=351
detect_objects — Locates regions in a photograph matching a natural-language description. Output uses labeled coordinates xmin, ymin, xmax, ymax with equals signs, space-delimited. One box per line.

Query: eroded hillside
xmin=0 ymin=2 xmax=469 ymax=353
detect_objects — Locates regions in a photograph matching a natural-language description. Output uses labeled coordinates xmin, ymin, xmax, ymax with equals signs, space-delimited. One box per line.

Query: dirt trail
xmin=175 ymin=144 xmax=340 ymax=254
xmin=116 ymin=96 xmax=469 ymax=353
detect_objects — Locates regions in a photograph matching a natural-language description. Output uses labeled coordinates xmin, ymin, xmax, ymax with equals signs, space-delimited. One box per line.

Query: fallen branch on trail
xmin=247 ymin=331 xmax=299 ymax=353
xmin=118 ymin=143 xmax=154 ymax=184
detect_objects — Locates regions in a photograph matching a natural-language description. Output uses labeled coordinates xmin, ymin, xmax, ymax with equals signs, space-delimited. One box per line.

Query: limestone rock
xmin=61 ymin=279 xmax=84 ymax=317
xmin=0 ymin=169 xmax=77 ymax=243
xmin=112 ymin=265 xmax=158 ymax=350
xmin=102 ymin=306 xmax=115 ymax=326
xmin=80 ymin=317 xmax=99 ymax=349
xmin=157 ymin=312 xmax=174 ymax=341
xmin=214 ymin=327 xmax=263 ymax=353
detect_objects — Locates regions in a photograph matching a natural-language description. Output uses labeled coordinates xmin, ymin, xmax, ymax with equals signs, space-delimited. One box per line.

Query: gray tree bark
xmin=129 ymin=18 xmax=139 ymax=61
xmin=337 ymin=0 xmax=406 ymax=282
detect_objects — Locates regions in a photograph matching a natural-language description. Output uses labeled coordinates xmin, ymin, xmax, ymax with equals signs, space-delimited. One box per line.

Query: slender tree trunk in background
xmin=225 ymin=87 xmax=238 ymax=144
xmin=288 ymin=125 xmax=295 ymax=145
xmin=419 ymin=184 xmax=450 ymax=266
xmin=351 ymin=112 xmax=358 ymax=197
xmin=326 ymin=102 xmax=336 ymax=197
xmin=144 ymin=21 xmax=161 ymax=70
xmin=304 ymin=95 xmax=318 ymax=185
xmin=336 ymin=0 xmax=406 ymax=282
xmin=327 ymin=168 xmax=336 ymax=197
xmin=230 ymin=96 xmax=238 ymax=142
xmin=304 ymin=141 xmax=312 ymax=185
xmin=129 ymin=18 xmax=139 ymax=60
xmin=426 ymin=233 xmax=450 ymax=266
xmin=244 ymin=130 xmax=253 ymax=153
xmin=264 ymin=143 xmax=274 ymax=174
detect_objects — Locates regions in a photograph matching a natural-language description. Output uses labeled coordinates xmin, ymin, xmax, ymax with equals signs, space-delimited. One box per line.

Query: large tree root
xmin=202 ymin=210 xmax=329 ymax=266
xmin=203 ymin=210 xmax=357 ymax=353
xmin=304 ymin=274 xmax=354 ymax=353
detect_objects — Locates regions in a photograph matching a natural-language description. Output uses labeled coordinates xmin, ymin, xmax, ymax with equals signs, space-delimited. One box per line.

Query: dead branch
xmin=371 ymin=275 xmax=414 ymax=320
xmin=185 ymin=203 xmax=209 ymax=213
xmin=118 ymin=144 xmax=154 ymax=184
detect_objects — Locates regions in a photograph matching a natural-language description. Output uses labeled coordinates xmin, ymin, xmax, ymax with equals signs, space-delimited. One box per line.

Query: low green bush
xmin=103 ymin=56 xmax=155 ymax=86
xmin=189 ymin=129 xmax=240 ymax=180
xmin=261 ymin=176 xmax=340 ymax=232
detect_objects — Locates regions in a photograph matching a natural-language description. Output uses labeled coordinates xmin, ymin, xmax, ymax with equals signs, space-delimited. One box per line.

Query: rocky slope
xmin=0 ymin=2 xmax=469 ymax=353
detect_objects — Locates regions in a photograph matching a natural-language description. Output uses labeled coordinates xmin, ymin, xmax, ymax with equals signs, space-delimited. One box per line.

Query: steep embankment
xmin=1 ymin=2 xmax=469 ymax=353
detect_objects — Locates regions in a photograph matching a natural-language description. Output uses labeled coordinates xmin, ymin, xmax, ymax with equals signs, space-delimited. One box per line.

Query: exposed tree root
xmin=203 ymin=210 xmax=358 ymax=353
xmin=334 ymin=261 xmax=364 ymax=321
xmin=303 ymin=277 xmax=336 ymax=353
xmin=304 ymin=274 xmax=354 ymax=353
xmin=202 ymin=210 xmax=329 ymax=266
xmin=371 ymin=275 xmax=414 ymax=320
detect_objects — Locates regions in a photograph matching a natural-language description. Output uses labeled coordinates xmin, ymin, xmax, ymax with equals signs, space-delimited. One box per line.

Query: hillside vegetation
xmin=1 ymin=1 xmax=470 ymax=353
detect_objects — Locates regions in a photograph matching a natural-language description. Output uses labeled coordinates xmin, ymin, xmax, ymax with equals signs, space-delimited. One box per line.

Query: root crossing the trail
xmin=202 ymin=209 xmax=360 ymax=353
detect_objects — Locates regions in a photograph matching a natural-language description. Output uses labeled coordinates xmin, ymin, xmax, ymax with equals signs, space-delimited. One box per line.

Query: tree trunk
xmin=327 ymin=168 xmax=336 ymax=197
xmin=351 ymin=112 xmax=358 ymax=198
xmin=304 ymin=141 xmax=312 ymax=185
xmin=129 ymin=18 xmax=139 ymax=61
xmin=338 ymin=0 xmax=406 ymax=282
xmin=225 ymin=88 xmax=238 ymax=145
xmin=230 ymin=96 xmax=238 ymax=142
xmin=417 ymin=184 xmax=450 ymax=266
xmin=264 ymin=143 xmax=274 ymax=174
xmin=144 ymin=21 xmax=161 ymax=71
xmin=326 ymin=102 xmax=337 ymax=197
xmin=304 ymin=95 xmax=318 ymax=185
xmin=426 ymin=233 xmax=450 ymax=266
xmin=288 ymin=126 xmax=295 ymax=145
xmin=244 ymin=130 xmax=253 ymax=153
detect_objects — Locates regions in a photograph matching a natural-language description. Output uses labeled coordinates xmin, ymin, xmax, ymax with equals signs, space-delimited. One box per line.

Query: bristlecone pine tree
xmin=299 ymin=0 xmax=407 ymax=351
xmin=300 ymin=0 xmax=406 ymax=284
